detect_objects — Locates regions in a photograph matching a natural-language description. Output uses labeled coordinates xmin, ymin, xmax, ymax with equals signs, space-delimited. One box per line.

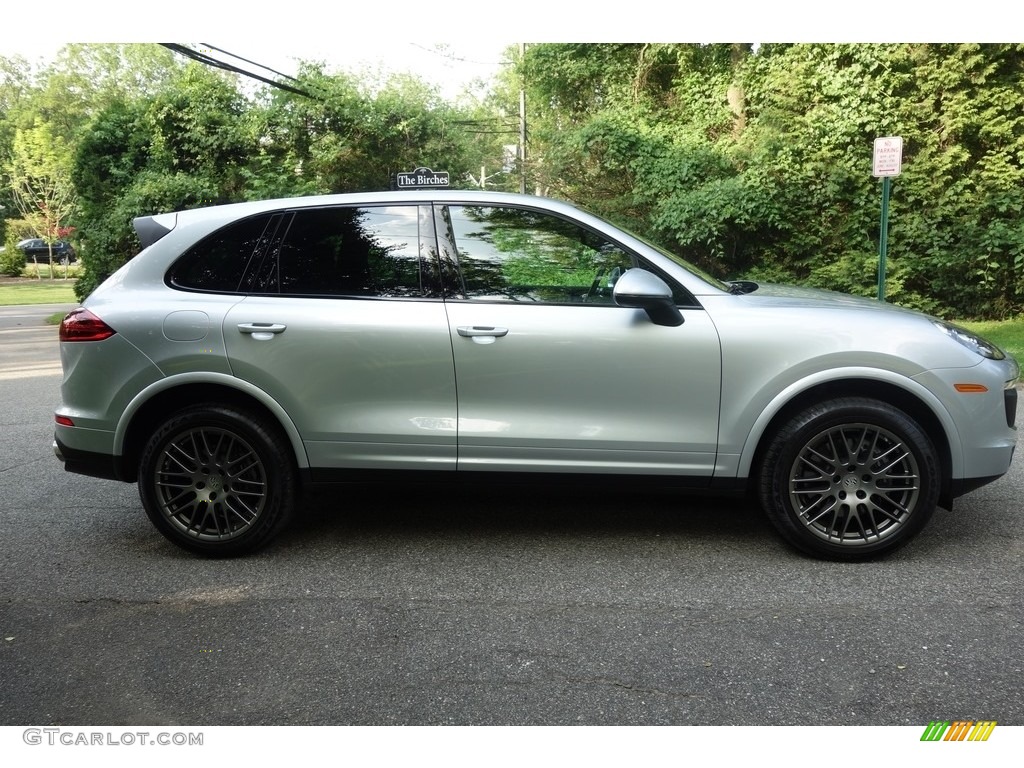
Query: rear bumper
xmin=53 ymin=435 xmax=132 ymax=482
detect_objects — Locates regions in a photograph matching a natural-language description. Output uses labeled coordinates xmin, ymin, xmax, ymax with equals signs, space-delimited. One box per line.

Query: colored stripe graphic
xmin=968 ymin=721 xmax=997 ymax=741
xmin=920 ymin=720 xmax=996 ymax=742
xmin=921 ymin=721 xmax=950 ymax=741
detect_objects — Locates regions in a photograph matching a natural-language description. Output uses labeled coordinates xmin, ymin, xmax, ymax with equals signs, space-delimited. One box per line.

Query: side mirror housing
xmin=612 ymin=269 xmax=684 ymax=327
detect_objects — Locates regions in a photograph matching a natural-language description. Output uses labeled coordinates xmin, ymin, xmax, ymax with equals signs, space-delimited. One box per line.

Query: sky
xmin=204 ymin=41 xmax=516 ymax=100
xmin=1 ymin=3 xmax=523 ymax=98
xmin=1 ymin=31 xmax=513 ymax=101
xmin=1 ymin=1 xmax=1013 ymax=98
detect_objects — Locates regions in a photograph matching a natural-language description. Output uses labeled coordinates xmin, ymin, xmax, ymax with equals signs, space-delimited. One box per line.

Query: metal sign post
xmin=872 ymin=137 xmax=903 ymax=301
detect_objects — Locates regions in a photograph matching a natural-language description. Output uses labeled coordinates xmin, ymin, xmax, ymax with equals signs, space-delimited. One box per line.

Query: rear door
xmin=223 ymin=204 xmax=458 ymax=473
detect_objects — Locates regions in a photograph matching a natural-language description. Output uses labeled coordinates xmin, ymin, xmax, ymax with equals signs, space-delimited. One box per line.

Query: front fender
xmin=724 ymin=367 xmax=962 ymax=480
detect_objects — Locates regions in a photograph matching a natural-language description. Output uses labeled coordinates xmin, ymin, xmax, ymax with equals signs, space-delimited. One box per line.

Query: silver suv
xmin=55 ymin=191 xmax=1019 ymax=558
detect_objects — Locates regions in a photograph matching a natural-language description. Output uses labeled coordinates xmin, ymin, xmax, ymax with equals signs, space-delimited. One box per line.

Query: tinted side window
xmin=276 ymin=206 xmax=426 ymax=298
xmin=445 ymin=205 xmax=636 ymax=304
xmin=168 ymin=214 xmax=276 ymax=293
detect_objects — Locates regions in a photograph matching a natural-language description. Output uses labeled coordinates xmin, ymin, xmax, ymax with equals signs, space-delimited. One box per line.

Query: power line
xmin=198 ymin=43 xmax=302 ymax=84
xmin=160 ymin=44 xmax=317 ymax=99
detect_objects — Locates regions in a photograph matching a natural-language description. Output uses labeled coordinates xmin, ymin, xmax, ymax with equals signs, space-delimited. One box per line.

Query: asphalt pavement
xmin=1 ymin=303 xmax=1022 ymax=727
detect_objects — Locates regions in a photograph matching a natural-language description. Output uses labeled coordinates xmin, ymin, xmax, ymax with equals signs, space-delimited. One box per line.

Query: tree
xmin=510 ymin=43 xmax=1024 ymax=318
xmin=72 ymin=65 xmax=249 ymax=298
xmin=254 ymin=64 xmax=480 ymax=194
xmin=5 ymin=118 xmax=77 ymax=278
xmin=29 ymin=44 xmax=185 ymax=145
xmin=0 ymin=54 xmax=34 ymax=241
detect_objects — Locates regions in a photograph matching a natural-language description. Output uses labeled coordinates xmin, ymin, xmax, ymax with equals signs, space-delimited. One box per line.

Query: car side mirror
xmin=612 ymin=269 xmax=684 ymax=327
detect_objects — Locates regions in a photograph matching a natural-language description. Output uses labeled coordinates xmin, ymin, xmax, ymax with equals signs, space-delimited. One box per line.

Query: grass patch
xmin=0 ymin=280 xmax=78 ymax=306
xmin=959 ymin=318 xmax=1024 ymax=362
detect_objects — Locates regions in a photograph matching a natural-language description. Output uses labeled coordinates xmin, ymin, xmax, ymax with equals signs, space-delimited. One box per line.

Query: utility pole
xmin=519 ymin=43 xmax=527 ymax=195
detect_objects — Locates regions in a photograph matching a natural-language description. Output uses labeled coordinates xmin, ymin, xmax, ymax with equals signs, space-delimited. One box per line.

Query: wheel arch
xmin=742 ymin=376 xmax=958 ymax=508
xmin=115 ymin=375 xmax=309 ymax=483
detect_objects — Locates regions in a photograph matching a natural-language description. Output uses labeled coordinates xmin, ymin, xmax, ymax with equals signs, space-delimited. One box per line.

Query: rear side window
xmin=263 ymin=205 xmax=428 ymax=298
xmin=167 ymin=214 xmax=277 ymax=293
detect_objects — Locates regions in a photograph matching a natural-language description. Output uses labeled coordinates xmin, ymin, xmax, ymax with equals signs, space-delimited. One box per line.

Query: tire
xmin=138 ymin=404 xmax=297 ymax=556
xmin=758 ymin=397 xmax=940 ymax=560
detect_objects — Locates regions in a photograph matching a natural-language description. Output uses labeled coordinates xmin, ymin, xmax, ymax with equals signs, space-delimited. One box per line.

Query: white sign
xmin=396 ymin=167 xmax=450 ymax=189
xmin=872 ymin=136 xmax=903 ymax=177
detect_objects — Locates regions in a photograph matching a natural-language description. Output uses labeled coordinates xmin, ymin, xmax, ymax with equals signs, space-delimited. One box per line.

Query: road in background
xmin=0 ymin=304 xmax=74 ymax=381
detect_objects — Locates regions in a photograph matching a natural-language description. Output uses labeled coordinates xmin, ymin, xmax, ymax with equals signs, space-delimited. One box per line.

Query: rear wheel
xmin=138 ymin=404 xmax=296 ymax=556
xmin=759 ymin=397 xmax=940 ymax=560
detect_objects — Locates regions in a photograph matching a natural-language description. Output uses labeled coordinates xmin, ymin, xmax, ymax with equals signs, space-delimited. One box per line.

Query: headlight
xmin=932 ymin=320 xmax=1005 ymax=360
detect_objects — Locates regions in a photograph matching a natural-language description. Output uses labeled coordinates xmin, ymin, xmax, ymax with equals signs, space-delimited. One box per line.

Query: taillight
xmin=59 ymin=308 xmax=116 ymax=342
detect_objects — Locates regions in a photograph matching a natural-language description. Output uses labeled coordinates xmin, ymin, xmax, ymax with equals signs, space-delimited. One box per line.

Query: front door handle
xmin=457 ymin=326 xmax=509 ymax=338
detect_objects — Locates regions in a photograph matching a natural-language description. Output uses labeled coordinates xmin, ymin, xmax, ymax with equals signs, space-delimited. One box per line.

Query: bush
xmin=0 ymin=233 xmax=25 ymax=276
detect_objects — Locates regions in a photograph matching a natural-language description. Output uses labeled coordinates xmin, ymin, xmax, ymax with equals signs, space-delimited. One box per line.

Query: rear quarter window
xmin=167 ymin=214 xmax=278 ymax=293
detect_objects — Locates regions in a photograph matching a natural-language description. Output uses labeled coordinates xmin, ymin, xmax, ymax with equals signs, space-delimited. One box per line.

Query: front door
xmin=437 ymin=203 xmax=722 ymax=477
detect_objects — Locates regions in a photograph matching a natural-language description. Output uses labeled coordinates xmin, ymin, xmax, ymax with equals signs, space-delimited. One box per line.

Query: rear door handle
xmin=237 ymin=322 xmax=287 ymax=340
xmin=457 ymin=326 xmax=509 ymax=338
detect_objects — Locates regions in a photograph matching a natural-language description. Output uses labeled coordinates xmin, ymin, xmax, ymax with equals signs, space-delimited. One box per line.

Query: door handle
xmin=457 ymin=326 xmax=509 ymax=338
xmin=237 ymin=322 xmax=287 ymax=340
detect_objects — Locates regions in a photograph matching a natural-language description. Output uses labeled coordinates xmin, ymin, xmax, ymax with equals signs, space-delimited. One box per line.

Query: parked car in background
xmin=54 ymin=191 xmax=1019 ymax=559
xmin=18 ymin=238 xmax=76 ymax=264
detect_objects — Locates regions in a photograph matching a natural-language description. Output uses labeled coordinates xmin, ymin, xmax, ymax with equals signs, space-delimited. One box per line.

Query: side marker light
xmin=954 ymin=383 xmax=989 ymax=393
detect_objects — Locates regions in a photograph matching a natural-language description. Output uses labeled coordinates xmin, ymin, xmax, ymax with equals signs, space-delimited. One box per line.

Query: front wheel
xmin=758 ymin=397 xmax=940 ymax=560
xmin=138 ymin=404 xmax=297 ymax=556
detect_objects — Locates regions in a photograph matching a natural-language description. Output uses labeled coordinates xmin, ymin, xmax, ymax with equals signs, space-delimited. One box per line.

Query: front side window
xmin=443 ymin=205 xmax=635 ymax=304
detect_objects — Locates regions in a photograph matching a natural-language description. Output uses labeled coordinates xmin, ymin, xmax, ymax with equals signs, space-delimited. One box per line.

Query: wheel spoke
xmin=849 ymin=426 xmax=870 ymax=465
xmin=805 ymin=444 xmax=838 ymax=467
xmin=798 ymin=455 xmax=834 ymax=478
xmin=157 ymin=485 xmax=195 ymax=509
xmin=165 ymin=443 xmax=197 ymax=473
xmin=875 ymin=448 xmax=912 ymax=476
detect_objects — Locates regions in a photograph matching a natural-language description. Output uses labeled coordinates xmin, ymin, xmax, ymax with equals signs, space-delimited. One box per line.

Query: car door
xmin=223 ymin=204 xmax=458 ymax=474
xmin=437 ymin=203 xmax=722 ymax=478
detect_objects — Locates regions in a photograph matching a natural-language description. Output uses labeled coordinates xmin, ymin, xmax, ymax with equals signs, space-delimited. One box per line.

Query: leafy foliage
xmin=70 ymin=66 xmax=244 ymax=299
xmin=520 ymin=43 xmax=1024 ymax=318
xmin=5 ymin=118 xmax=77 ymax=279
xmin=65 ymin=57 xmax=489 ymax=300
xmin=1 ymin=227 xmax=27 ymax=276
xmin=3 ymin=43 xmax=1024 ymax=317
